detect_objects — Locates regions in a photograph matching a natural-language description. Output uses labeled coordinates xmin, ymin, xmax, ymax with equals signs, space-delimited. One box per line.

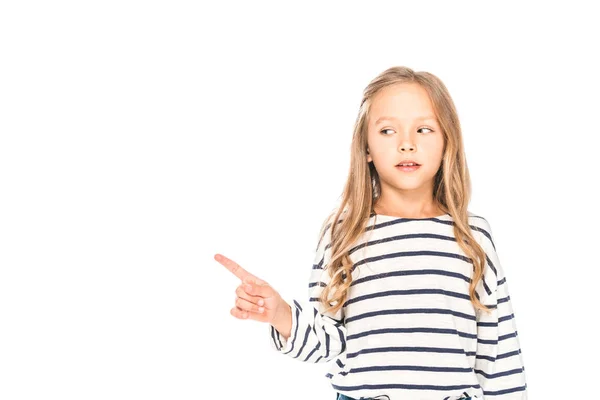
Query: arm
xmin=474 ymin=217 xmax=528 ymax=399
xmin=268 ymin=212 xmax=347 ymax=363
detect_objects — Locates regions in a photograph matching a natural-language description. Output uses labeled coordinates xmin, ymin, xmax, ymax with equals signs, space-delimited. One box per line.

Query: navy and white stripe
xmin=269 ymin=211 xmax=527 ymax=400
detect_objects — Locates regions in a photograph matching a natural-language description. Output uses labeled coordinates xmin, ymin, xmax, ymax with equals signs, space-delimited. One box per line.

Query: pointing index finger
xmin=214 ymin=253 xmax=251 ymax=281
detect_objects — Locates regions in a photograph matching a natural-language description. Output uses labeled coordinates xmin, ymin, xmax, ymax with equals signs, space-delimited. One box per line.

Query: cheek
xmin=423 ymin=139 xmax=445 ymax=161
xmin=371 ymin=149 xmax=396 ymax=168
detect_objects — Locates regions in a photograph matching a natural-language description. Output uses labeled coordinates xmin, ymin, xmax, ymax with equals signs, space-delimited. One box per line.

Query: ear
xmin=366 ymin=148 xmax=372 ymax=162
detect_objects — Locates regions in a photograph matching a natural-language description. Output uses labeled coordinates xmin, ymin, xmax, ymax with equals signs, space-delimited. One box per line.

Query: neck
xmin=373 ymin=199 xmax=443 ymax=219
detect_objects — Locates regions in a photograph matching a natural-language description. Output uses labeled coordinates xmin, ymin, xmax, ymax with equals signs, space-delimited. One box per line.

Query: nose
xmin=398 ymin=133 xmax=416 ymax=152
xmin=399 ymin=143 xmax=416 ymax=152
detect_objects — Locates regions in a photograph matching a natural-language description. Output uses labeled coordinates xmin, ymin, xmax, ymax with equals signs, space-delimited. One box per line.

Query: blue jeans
xmin=336 ymin=394 xmax=392 ymax=400
xmin=336 ymin=394 xmax=471 ymax=400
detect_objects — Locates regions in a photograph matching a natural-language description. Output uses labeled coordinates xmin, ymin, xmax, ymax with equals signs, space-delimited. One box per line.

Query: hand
xmin=214 ymin=253 xmax=288 ymax=325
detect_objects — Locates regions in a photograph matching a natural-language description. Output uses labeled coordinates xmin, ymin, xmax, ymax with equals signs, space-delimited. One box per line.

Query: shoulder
xmin=466 ymin=210 xmax=490 ymax=226
xmin=320 ymin=206 xmax=342 ymax=230
xmin=466 ymin=211 xmax=493 ymax=235
xmin=466 ymin=211 xmax=497 ymax=251
xmin=466 ymin=212 xmax=504 ymax=296
xmin=315 ymin=206 xmax=344 ymax=250
xmin=321 ymin=206 xmax=347 ymax=232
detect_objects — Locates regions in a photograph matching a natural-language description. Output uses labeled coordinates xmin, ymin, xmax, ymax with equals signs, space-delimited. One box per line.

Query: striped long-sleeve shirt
xmin=269 ymin=210 xmax=528 ymax=400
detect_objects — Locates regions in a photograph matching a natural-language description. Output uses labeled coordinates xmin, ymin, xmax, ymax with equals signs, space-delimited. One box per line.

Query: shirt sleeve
xmin=268 ymin=212 xmax=347 ymax=363
xmin=473 ymin=217 xmax=528 ymax=399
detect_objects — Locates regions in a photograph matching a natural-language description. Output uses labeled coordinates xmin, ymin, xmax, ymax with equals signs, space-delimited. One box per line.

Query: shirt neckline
xmin=369 ymin=211 xmax=452 ymax=221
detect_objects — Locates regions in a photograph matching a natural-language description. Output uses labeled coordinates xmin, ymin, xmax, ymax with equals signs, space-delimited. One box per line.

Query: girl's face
xmin=366 ymin=83 xmax=445 ymax=203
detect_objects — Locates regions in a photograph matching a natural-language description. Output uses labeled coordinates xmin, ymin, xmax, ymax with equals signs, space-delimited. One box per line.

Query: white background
xmin=1 ymin=1 xmax=598 ymax=399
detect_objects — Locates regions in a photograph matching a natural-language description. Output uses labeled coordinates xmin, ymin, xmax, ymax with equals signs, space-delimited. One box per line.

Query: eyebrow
xmin=374 ymin=115 xmax=437 ymax=124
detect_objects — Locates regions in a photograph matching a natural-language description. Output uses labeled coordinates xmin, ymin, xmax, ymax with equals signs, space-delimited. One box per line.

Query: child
xmin=215 ymin=66 xmax=528 ymax=400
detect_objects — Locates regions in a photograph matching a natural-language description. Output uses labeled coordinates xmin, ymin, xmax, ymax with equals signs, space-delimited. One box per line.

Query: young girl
xmin=215 ymin=66 xmax=528 ymax=400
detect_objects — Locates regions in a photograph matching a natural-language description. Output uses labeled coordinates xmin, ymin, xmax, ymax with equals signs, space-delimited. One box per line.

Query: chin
xmin=382 ymin=174 xmax=436 ymax=190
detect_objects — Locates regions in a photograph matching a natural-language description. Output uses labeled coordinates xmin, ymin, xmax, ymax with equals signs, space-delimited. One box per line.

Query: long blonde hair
xmin=318 ymin=66 xmax=492 ymax=317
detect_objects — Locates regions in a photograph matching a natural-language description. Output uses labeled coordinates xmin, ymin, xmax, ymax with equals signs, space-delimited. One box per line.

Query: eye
xmin=380 ymin=127 xmax=434 ymax=135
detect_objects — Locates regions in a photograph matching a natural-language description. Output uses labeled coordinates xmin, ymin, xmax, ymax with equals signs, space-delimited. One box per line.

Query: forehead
xmin=369 ymin=83 xmax=436 ymax=124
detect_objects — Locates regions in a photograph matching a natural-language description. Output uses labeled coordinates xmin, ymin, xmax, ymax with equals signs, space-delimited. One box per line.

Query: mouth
xmin=395 ymin=163 xmax=421 ymax=172
xmin=395 ymin=162 xmax=421 ymax=167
